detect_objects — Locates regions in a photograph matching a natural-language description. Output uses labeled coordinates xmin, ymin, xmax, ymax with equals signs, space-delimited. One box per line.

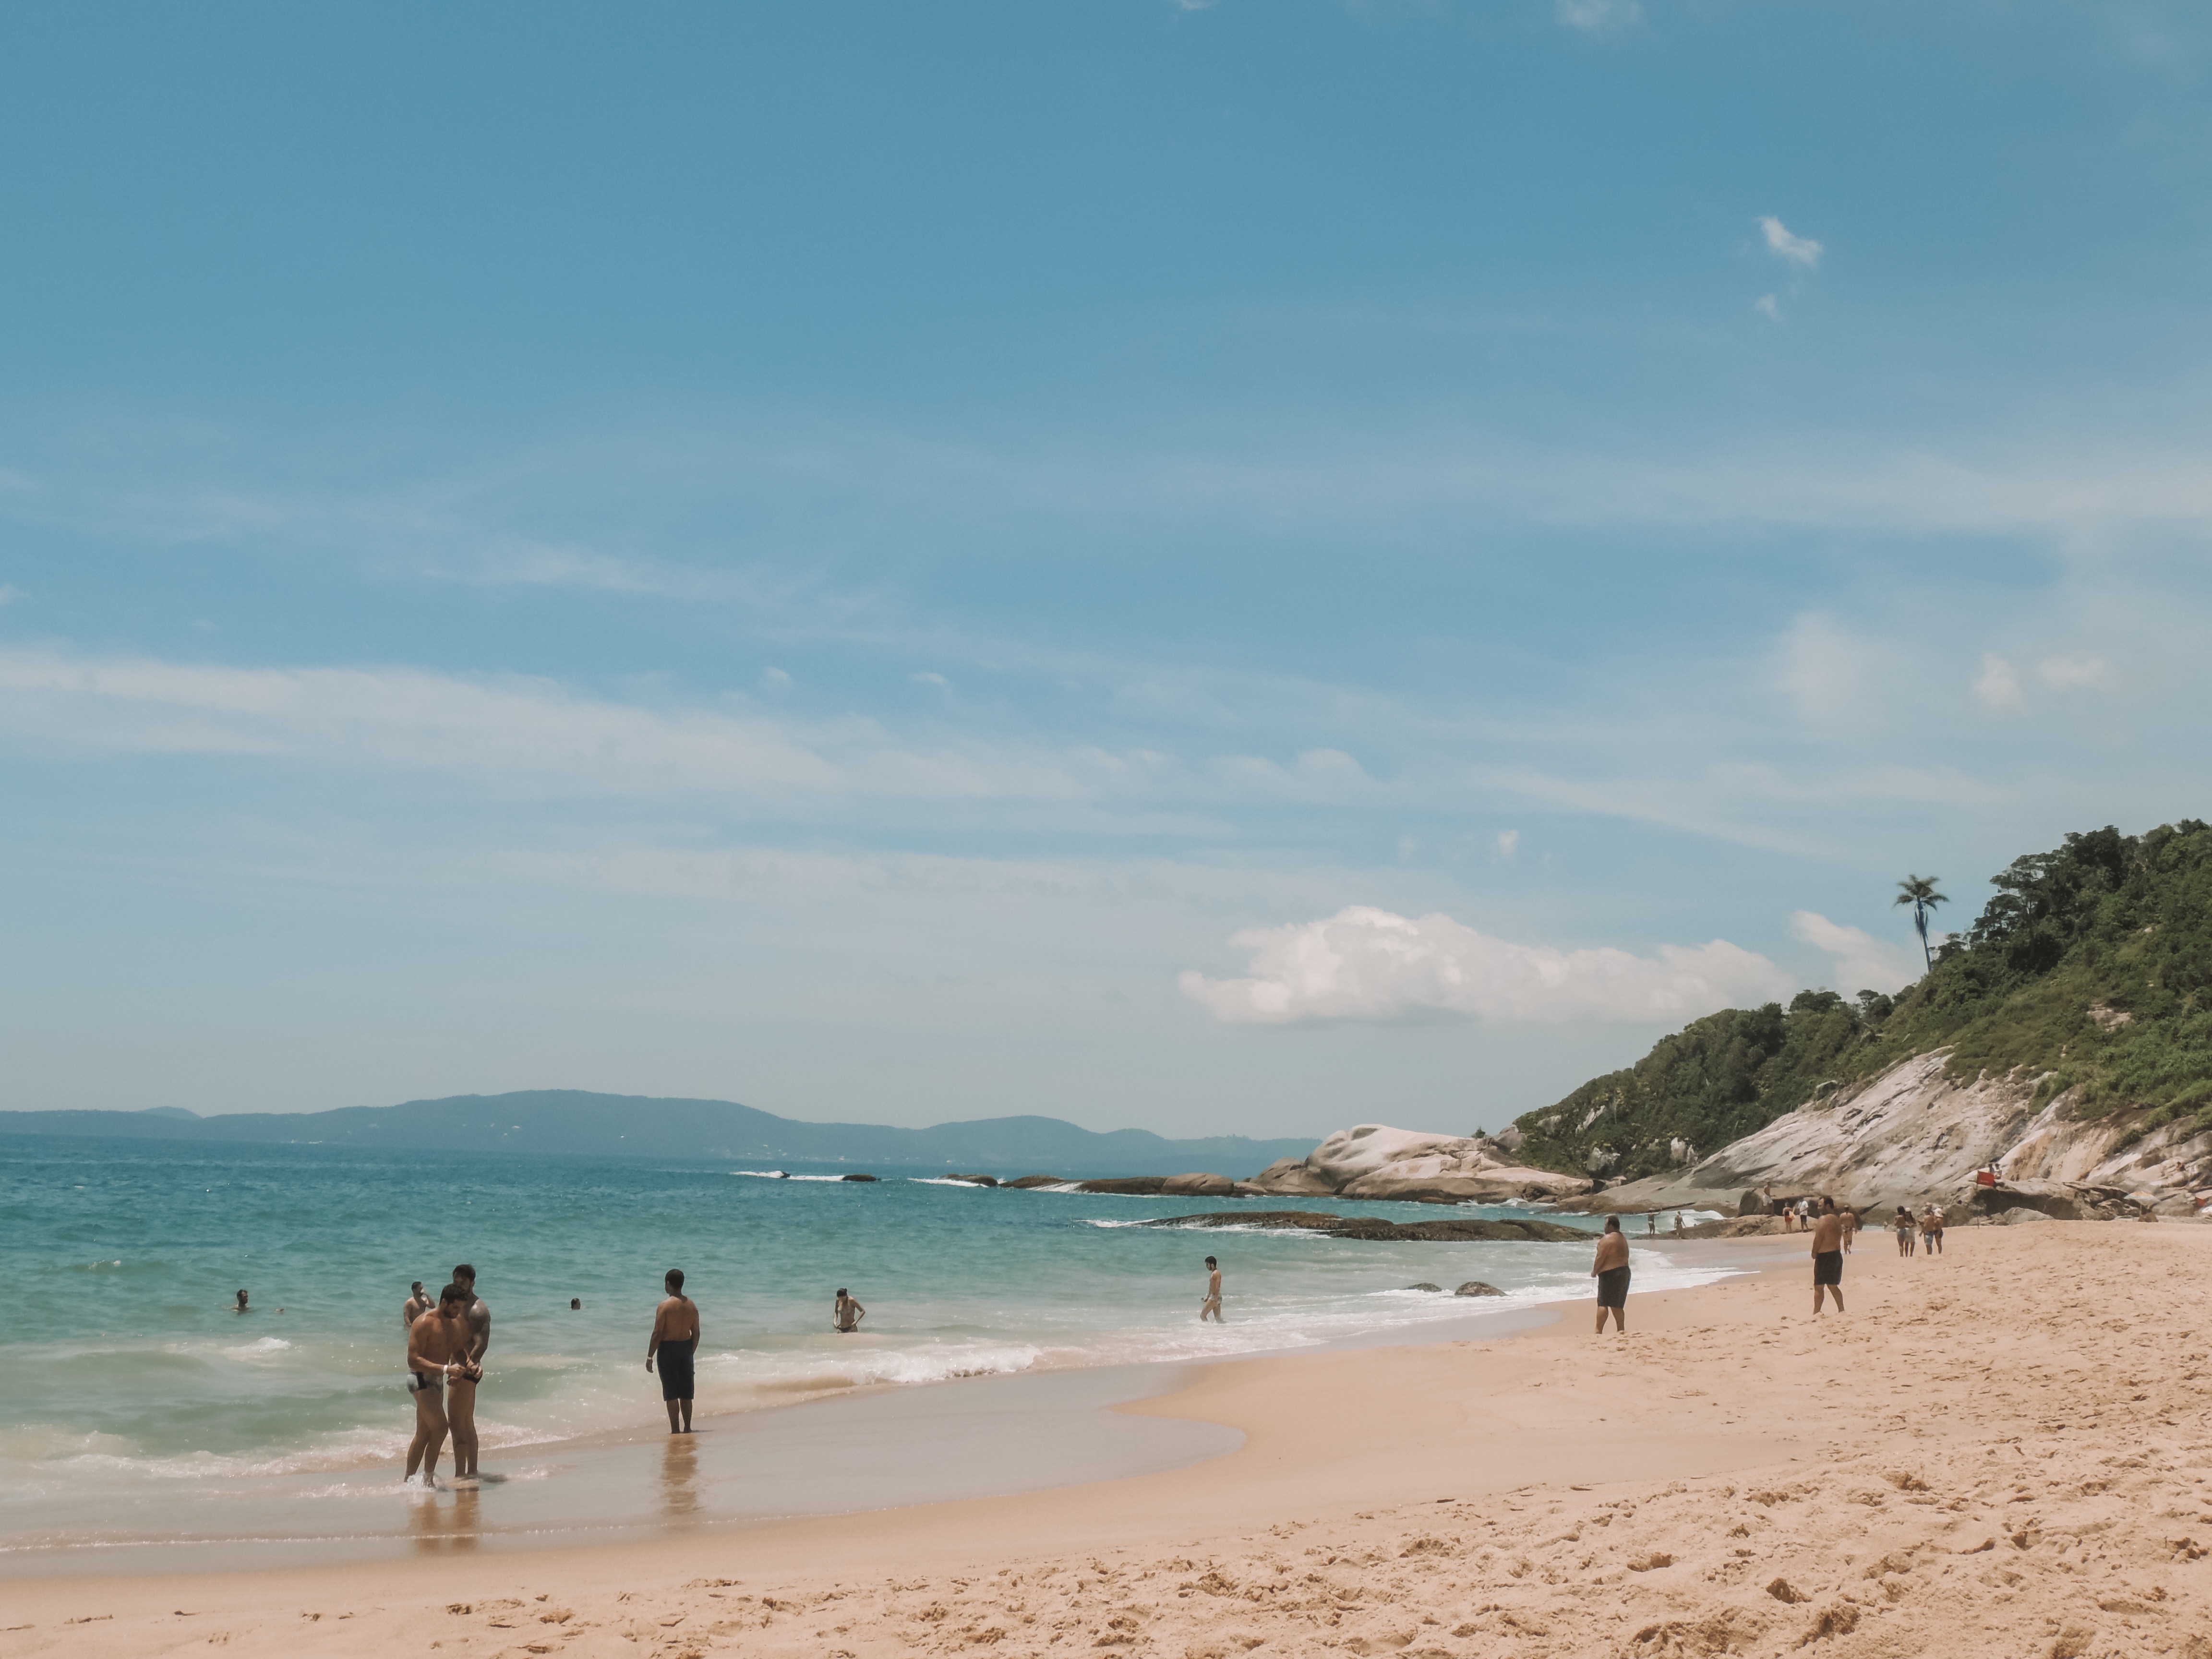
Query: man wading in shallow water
xmin=404 ymin=1284 xmax=477 ymax=1485
xmin=1590 ymin=1216 xmax=1630 ymax=1334
xmin=648 ymin=1268 xmax=700 ymax=1434
xmin=447 ymin=1264 xmax=491 ymax=1481
xmin=1811 ymin=1197 xmax=1846 ymax=1315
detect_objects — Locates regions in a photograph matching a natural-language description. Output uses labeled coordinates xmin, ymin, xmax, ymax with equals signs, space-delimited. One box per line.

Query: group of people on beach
xmin=1893 ymin=1203 xmax=1946 ymax=1255
xmin=396 ymin=1268 xmax=886 ymax=1482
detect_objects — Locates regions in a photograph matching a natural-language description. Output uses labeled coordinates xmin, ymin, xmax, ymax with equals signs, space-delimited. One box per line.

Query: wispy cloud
xmin=1758 ymin=215 xmax=1824 ymax=269
xmin=1755 ymin=294 xmax=1781 ymax=321
xmin=2038 ymin=653 xmax=2112 ymax=691
xmin=1556 ymin=0 xmax=1642 ymax=35
xmin=1789 ymin=910 xmax=1918 ymax=995
xmin=1973 ymin=652 xmax=2024 ymax=711
xmin=1180 ymin=905 xmax=1792 ymax=1024
xmin=0 ymin=585 xmax=21 ymax=607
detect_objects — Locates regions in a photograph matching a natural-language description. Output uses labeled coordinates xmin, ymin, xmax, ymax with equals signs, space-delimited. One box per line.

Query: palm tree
xmin=1894 ymin=875 xmax=1948 ymax=972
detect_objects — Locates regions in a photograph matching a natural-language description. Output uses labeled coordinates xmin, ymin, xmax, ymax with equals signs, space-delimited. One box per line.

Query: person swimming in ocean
xmin=402 ymin=1281 xmax=430 ymax=1329
xmin=648 ymin=1268 xmax=700 ymax=1434
xmin=1199 ymin=1257 xmax=1223 ymax=1322
xmin=404 ymin=1282 xmax=474 ymax=1485
xmin=833 ymin=1288 xmax=865 ymax=1332
xmin=235 ymin=1288 xmax=250 ymax=1313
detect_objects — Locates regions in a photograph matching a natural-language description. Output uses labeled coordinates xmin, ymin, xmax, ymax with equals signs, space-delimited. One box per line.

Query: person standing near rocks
xmin=1921 ymin=1203 xmax=1945 ymax=1255
xmin=1839 ymin=1208 xmax=1858 ymax=1252
xmin=1811 ymin=1197 xmax=1845 ymax=1315
xmin=1893 ymin=1205 xmax=1916 ymax=1256
xmin=1199 ymin=1257 xmax=1224 ymax=1322
xmin=1591 ymin=1217 xmax=1630 ymax=1334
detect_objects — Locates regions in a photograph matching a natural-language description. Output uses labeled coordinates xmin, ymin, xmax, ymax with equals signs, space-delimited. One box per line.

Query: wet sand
xmin=12 ymin=1224 xmax=2211 ymax=1659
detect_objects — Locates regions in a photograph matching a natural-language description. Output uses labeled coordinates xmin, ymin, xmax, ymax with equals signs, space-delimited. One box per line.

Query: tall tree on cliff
xmin=1894 ymin=874 xmax=1948 ymax=972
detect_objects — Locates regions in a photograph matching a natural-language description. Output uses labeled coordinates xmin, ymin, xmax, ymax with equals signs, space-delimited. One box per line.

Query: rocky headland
xmin=1565 ymin=1045 xmax=2212 ymax=1223
xmin=1137 ymin=1209 xmax=1587 ymax=1242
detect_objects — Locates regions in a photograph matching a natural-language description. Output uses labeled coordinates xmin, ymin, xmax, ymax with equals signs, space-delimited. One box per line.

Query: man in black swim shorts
xmin=647 ymin=1267 xmax=700 ymax=1433
xmin=1811 ymin=1197 xmax=1846 ymax=1315
xmin=1590 ymin=1215 xmax=1630 ymax=1334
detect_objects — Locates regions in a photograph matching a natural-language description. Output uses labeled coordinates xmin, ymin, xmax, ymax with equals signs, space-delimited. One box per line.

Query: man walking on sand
xmin=1200 ymin=1256 xmax=1224 ymax=1322
xmin=1812 ymin=1198 xmax=1845 ymax=1315
xmin=1840 ymin=1208 xmax=1858 ymax=1252
xmin=404 ymin=1283 xmax=476 ymax=1485
xmin=447 ymin=1264 xmax=491 ymax=1480
xmin=647 ymin=1268 xmax=700 ymax=1434
xmin=1590 ymin=1216 xmax=1630 ymax=1334
xmin=1894 ymin=1205 xmax=1915 ymax=1256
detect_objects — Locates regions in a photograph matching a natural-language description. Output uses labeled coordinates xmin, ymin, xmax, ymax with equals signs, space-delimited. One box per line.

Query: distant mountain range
xmin=0 ymin=1089 xmax=1321 ymax=1177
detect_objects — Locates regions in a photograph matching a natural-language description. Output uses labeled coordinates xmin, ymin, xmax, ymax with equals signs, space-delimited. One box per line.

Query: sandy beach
xmin=12 ymin=1223 xmax=2210 ymax=1659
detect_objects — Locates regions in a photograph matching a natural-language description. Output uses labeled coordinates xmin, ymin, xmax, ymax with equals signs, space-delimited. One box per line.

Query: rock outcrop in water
xmin=1246 ymin=1124 xmax=1592 ymax=1204
xmin=1139 ymin=1209 xmax=1587 ymax=1242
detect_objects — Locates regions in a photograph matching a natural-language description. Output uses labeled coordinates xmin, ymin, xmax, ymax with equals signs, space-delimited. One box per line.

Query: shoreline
xmin=25 ymin=1225 xmax=2207 ymax=1657
xmin=1 ymin=1238 xmax=1753 ymax=1578
xmin=5 ymin=1237 xmax=1790 ymax=1586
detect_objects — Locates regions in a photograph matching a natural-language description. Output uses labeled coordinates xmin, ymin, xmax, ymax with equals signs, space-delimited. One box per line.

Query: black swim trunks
xmin=657 ymin=1337 xmax=695 ymax=1402
xmin=1813 ymin=1250 xmax=1842 ymax=1286
xmin=1596 ymin=1265 xmax=1631 ymax=1308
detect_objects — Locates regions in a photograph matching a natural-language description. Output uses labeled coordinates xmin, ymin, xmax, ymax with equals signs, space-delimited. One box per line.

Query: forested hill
xmin=1508 ymin=820 xmax=2212 ymax=1184
xmin=0 ymin=1089 xmax=1318 ymax=1177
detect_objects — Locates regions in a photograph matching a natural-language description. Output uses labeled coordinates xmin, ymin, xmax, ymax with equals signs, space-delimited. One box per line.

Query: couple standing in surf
xmin=401 ymin=1266 xmax=491 ymax=1487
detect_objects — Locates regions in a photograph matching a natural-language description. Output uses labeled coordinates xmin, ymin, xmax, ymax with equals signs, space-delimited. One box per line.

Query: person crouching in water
xmin=1590 ymin=1217 xmax=1630 ymax=1334
xmin=647 ymin=1269 xmax=700 ymax=1435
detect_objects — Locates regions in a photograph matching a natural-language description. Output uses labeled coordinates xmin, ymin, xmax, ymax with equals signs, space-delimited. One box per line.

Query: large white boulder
xmin=1249 ymin=1123 xmax=1590 ymax=1203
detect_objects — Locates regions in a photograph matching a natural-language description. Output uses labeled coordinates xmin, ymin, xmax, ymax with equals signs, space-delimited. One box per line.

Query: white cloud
xmin=1556 ymin=0 xmax=1642 ymax=33
xmin=1788 ymin=910 xmax=1918 ymax=995
xmin=0 ymin=646 xmax=1132 ymax=806
xmin=761 ymin=666 xmax=793 ymax=689
xmin=1496 ymin=829 xmax=1520 ymax=859
xmin=1758 ymin=216 xmax=1824 ymax=269
xmin=1973 ymin=652 xmax=2023 ymax=711
xmin=2037 ymin=654 xmax=2112 ymax=692
xmin=910 ymin=671 xmax=949 ymax=687
xmin=1179 ymin=905 xmax=1792 ymax=1025
xmin=0 ymin=585 xmax=21 ymax=607
xmin=1755 ymin=294 xmax=1781 ymax=321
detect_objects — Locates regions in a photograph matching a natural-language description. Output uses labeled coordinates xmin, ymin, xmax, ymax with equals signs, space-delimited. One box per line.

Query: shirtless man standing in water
xmin=404 ymin=1283 xmax=475 ymax=1485
xmin=446 ymin=1264 xmax=491 ymax=1480
xmin=402 ymin=1281 xmax=430 ymax=1330
xmin=1199 ymin=1257 xmax=1224 ymax=1322
xmin=648 ymin=1269 xmax=701 ymax=1434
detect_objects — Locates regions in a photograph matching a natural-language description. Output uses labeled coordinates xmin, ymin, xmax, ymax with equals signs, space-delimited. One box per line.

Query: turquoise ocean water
xmin=0 ymin=1133 xmax=1733 ymax=1560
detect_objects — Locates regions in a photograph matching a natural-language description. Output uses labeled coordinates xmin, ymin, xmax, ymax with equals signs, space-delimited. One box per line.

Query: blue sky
xmin=3 ymin=1 xmax=2209 ymax=1135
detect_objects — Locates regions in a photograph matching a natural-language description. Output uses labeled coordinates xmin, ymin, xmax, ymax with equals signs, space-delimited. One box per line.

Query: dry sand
xmin=12 ymin=1223 xmax=2212 ymax=1659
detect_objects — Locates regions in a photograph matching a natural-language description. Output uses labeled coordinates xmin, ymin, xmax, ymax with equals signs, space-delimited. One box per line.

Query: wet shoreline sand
xmin=14 ymin=1225 xmax=2211 ymax=1659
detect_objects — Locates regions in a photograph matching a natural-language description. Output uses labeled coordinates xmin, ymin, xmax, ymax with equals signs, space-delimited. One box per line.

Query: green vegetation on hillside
xmin=1508 ymin=819 xmax=2212 ymax=1183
